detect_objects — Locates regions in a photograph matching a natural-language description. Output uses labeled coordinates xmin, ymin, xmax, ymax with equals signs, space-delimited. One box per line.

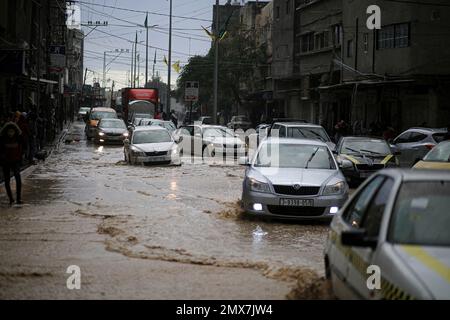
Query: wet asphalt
xmin=0 ymin=121 xmax=342 ymax=299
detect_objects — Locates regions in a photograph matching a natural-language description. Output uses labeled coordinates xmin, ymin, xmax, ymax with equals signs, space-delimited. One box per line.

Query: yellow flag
xmin=172 ymin=61 xmax=181 ymax=73
xmin=202 ymin=26 xmax=216 ymax=41
xmin=219 ymin=31 xmax=228 ymax=42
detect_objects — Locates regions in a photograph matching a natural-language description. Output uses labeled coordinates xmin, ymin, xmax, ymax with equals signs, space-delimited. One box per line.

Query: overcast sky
xmin=79 ymin=0 xmax=218 ymax=90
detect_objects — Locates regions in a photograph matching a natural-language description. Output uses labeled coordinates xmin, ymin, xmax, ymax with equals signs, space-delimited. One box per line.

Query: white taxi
xmin=324 ymin=169 xmax=450 ymax=299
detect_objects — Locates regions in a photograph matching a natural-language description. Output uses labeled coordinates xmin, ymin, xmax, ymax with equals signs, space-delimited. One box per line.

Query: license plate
xmin=280 ymin=198 xmax=314 ymax=207
xmin=149 ymin=156 xmax=167 ymax=162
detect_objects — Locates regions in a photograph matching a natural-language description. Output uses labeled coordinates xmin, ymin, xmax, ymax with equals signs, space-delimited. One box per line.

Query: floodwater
xmin=0 ymin=122 xmax=334 ymax=298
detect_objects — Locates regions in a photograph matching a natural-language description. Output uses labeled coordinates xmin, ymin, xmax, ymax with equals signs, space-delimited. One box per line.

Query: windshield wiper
xmin=305 ymin=147 xmax=320 ymax=169
xmin=344 ymin=147 xmax=362 ymax=154
xmin=359 ymin=149 xmax=383 ymax=155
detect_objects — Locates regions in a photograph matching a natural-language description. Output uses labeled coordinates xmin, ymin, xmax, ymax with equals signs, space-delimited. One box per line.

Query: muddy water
xmin=5 ymin=123 xmax=331 ymax=288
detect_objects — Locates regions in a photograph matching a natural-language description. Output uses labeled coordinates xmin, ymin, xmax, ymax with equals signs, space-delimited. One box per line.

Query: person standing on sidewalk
xmin=0 ymin=122 xmax=24 ymax=205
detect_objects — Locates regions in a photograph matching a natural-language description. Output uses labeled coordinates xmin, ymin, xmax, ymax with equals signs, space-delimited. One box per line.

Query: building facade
xmin=321 ymin=0 xmax=450 ymax=132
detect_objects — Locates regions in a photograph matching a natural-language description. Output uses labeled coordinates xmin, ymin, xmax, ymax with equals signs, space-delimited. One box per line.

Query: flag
xmin=154 ymin=50 xmax=157 ymax=64
xmin=144 ymin=14 xmax=148 ymax=28
xmin=172 ymin=61 xmax=181 ymax=73
xmin=218 ymin=31 xmax=228 ymax=42
xmin=163 ymin=55 xmax=168 ymax=66
xmin=202 ymin=26 xmax=216 ymax=41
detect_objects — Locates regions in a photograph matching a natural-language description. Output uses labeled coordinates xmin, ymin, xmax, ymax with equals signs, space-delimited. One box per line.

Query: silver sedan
xmin=240 ymin=138 xmax=349 ymax=220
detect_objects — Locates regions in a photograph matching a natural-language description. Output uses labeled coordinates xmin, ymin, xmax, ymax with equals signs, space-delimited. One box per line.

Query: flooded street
xmin=0 ymin=122 xmax=332 ymax=299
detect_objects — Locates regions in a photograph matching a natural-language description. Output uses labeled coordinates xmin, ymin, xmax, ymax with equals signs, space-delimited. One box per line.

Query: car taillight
xmin=425 ymin=144 xmax=435 ymax=150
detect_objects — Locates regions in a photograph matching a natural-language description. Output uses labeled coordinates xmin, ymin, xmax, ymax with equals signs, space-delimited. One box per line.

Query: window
xmin=286 ymin=0 xmax=290 ymax=14
xmin=377 ymin=23 xmax=410 ymax=49
xmin=343 ymin=176 xmax=385 ymax=228
xmin=332 ymin=24 xmax=342 ymax=45
xmin=361 ymin=178 xmax=394 ymax=238
xmin=276 ymin=6 xmax=280 ymax=19
xmin=394 ymin=132 xmax=411 ymax=144
xmin=408 ymin=132 xmax=427 ymax=143
xmin=363 ymin=33 xmax=369 ymax=53
xmin=301 ymin=33 xmax=314 ymax=52
xmin=347 ymin=39 xmax=354 ymax=57
xmin=315 ymin=32 xmax=326 ymax=50
xmin=279 ymin=125 xmax=286 ymax=137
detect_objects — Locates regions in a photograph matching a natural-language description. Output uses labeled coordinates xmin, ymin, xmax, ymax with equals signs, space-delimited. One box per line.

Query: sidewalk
xmin=0 ymin=122 xmax=71 ymax=184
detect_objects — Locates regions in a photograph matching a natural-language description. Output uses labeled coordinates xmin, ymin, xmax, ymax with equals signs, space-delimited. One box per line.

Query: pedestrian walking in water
xmin=0 ymin=122 xmax=25 ymax=205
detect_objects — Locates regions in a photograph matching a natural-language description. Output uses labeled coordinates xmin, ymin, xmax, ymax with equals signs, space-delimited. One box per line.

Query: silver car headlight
xmin=123 ymin=132 xmax=129 ymax=137
xmin=98 ymin=132 xmax=105 ymax=136
xmin=171 ymin=146 xmax=178 ymax=155
xmin=131 ymin=147 xmax=145 ymax=157
xmin=248 ymin=177 xmax=271 ymax=193
xmin=323 ymin=181 xmax=346 ymax=195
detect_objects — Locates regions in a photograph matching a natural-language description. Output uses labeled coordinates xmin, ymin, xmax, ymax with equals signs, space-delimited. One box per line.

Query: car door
xmin=345 ymin=177 xmax=395 ymax=299
xmin=177 ymin=126 xmax=194 ymax=155
xmin=330 ymin=175 xmax=385 ymax=299
xmin=393 ymin=132 xmax=412 ymax=167
xmin=193 ymin=125 xmax=204 ymax=156
xmin=394 ymin=131 xmax=427 ymax=167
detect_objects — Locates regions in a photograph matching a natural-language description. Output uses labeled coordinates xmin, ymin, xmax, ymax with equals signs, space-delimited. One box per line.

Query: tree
xmin=176 ymin=30 xmax=267 ymax=116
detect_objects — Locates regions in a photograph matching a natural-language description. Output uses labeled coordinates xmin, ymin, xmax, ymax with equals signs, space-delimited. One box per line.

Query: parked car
xmin=240 ymin=138 xmax=349 ymax=220
xmin=123 ymin=126 xmax=181 ymax=166
xmin=413 ymin=141 xmax=450 ymax=170
xmin=140 ymin=119 xmax=177 ymax=133
xmin=324 ymin=169 xmax=450 ymax=299
xmin=85 ymin=107 xmax=118 ymax=139
xmin=335 ymin=137 xmax=399 ymax=186
xmin=269 ymin=122 xmax=335 ymax=150
xmin=93 ymin=119 xmax=128 ymax=144
xmin=390 ymin=127 xmax=447 ymax=167
xmin=198 ymin=116 xmax=213 ymax=125
xmin=77 ymin=107 xmax=91 ymax=121
xmin=227 ymin=115 xmax=252 ymax=131
xmin=174 ymin=125 xmax=245 ymax=158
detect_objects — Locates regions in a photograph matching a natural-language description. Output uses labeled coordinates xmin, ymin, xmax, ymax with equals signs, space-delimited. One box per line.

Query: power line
xmin=72 ymin=0 xmax=212 ymax=22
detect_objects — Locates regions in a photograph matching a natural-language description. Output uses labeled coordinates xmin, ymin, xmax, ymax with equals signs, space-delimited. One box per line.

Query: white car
xmin=174 ymin=125 xmax=245 ymax=158
xmin=124 ymin=126 xmax=181 ymax=166
xmin=324 ymin=169 xmax=450 ymax=299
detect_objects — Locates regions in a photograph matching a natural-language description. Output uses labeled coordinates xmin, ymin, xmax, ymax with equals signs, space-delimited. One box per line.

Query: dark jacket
xmin=0 ymin=122 xmax=24 ymax=164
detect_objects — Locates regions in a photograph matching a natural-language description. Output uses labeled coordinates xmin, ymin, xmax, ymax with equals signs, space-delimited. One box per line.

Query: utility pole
xmin=167 ymin=0 xmax=173 ymax=114
xmin=134 ymin=31 xmax=138 ymax=87
xmin=153 ymin=50 xmax=157 ymax=80
xmin=36 ymin=1 xmax=41 ymax=112
xmin=130 ymin=42 xmax=134 ymax=87
xmin=145 ymin=12 xmax=149 ymax=88
xmin=111 ymin=81 xmax=115 ymax=108
xmin=213 ymin=0 xmax=219 ymax=124
xmin=137 ymin=53 xmax=140 ymax=88
xmin=103 ymin=51 xmax=106 ymax=88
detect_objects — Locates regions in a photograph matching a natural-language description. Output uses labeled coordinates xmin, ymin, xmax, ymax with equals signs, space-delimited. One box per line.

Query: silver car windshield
xmin=132 ymin=131 xmax=172 ymax=144
xmin=287 ymin=127 xmax=329 ymax=142
xmin=342 ymin=139 xmax=391 ymax=156
xmin=100 ymin=120 xmax=126 ymax=129
xmin=203 ymin=128 xmax=234 ymax=138
xmin=255 ymin=143 xmax=336 ymax=169
xmin=389 ymin=181 xmax=450 ymax=246
xmin=423 ymin=142 xmax=450 ymax=162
